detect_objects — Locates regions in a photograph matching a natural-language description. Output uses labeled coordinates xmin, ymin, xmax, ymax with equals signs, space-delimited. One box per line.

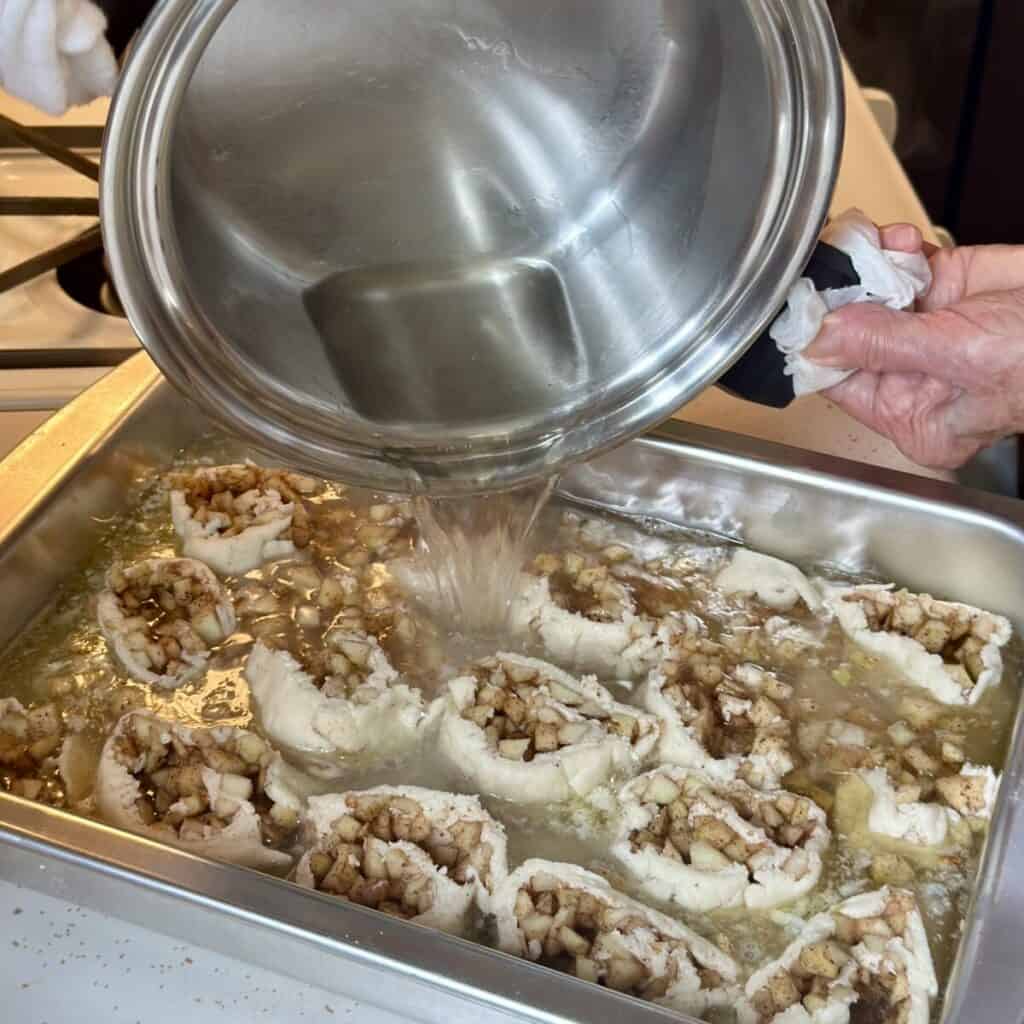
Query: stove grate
xmin=0 ymin=113 xmax=103 ymax=296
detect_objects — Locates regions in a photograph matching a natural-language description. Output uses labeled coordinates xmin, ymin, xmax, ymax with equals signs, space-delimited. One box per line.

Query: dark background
xmin=828 ymin=0 xmax=1023 ymax=245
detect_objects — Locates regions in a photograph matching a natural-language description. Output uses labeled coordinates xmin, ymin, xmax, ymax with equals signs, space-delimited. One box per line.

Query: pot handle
xmin=93 ymin=1 xmax=159 ymax=58
xmin=715 ymin=240 xmax=861 ymax=408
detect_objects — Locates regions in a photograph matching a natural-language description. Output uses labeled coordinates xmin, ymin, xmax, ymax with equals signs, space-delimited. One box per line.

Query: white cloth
xmin=770 ymin=208 xmax=934 ymax=396
xmin=0 ymin=0 xmax=117 ymax=117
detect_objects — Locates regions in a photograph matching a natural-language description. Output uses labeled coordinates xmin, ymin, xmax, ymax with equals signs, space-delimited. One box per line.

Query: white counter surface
xmin=0 ymin=878 xmax=402 ymax=1024
xmin=0 ymin=60 xmax=954 ymax=1024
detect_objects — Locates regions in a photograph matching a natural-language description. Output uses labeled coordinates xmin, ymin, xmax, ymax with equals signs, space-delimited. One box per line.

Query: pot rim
xmin=101 ymin=0 xmax=843 ymax=494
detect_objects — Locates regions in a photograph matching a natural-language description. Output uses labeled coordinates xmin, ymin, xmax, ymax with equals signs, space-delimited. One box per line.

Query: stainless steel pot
xmin=101 ymin=0 xmax=843 ymax=493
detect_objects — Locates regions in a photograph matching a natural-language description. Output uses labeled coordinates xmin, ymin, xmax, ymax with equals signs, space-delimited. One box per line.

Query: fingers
xmin=810 ymin=289 xmax=1024 ymax=393
xmin=821 ymin=370 xmax=885 ymax=424
xmin=879 ymin=223 xmax=925 ymax=255
xmin=806 ymin=303 xmax=970 ymax=379
xmin=877 ymin=222 xmax=940 ymax=260
xmin=920 ymin=245 xmax=1024 ymax=311
xmin=851 ymin=224 xmax=1024 ymax=313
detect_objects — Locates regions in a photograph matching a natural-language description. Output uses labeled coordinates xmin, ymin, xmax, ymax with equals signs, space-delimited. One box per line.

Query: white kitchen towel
xmin=0 ymin=0 xmax=117 ymax=116
xmin=770 ymin=208 xmax=934 ymax=397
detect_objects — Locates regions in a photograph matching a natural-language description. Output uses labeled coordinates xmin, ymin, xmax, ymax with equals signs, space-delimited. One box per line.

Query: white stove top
xmin=0 ymin=150 xmax=137 ymax=367
xmin=0 ymin=127 xmax=137 ymax=424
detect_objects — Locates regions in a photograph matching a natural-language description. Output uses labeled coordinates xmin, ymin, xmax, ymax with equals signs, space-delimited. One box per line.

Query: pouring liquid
xmin=408 ymin=476 xmax=557 ymax=649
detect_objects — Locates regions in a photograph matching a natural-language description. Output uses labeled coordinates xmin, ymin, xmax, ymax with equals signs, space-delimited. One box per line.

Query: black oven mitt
xmin=715 ymin=241 xmax=861 ymax=409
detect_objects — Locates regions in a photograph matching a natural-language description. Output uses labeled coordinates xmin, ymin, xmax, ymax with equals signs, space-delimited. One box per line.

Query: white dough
xmin=244 ymin=641 xmax=426 ymax=779
xmin=95 ymin=711 xmax=294 ymax=873
xmin=861 ymin=767 xmax=954 ymax=848
xmin=613 ymin=767 xmax=830 ymax=912
xmin=820 ymin=582 xmax=1011 ymax=705
xmin=737 ymin=887 xmax=938 ymax=1024
xmin=639 ymin=670 xmax=794 ymax=791
xmin=96 ymin=557 xmax=236 ymax=690
xmin=296 ymin=786 xmax=508 ymax=930
xmin=509 ymin=574 xmax=676 ymax=681
xmin=169 ymin=464 xmax=297 ymax=576
xmin=493 ymin=859 xmax=740 ymax=1018
xmin=57 ymin=732 xmax=100 ymax=805
xmin=437 ymin=653 xmax=659 ymax=804
xmin=715 ymin=549 xmax=823 ymax=614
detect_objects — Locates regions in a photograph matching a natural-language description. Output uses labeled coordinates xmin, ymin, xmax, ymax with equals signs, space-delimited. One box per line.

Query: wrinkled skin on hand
xmin=805 ymin=225 xmax=1024 ymax=470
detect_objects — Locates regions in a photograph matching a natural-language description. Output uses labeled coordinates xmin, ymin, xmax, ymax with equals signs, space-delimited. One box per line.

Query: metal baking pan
xmin=0 ymin=353 xmax=1022 ymax=1024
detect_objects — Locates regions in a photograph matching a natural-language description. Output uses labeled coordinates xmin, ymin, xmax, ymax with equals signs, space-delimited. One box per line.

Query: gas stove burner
xmin=0 ymin=116 xmax=140 ymax=370
xmin=56 ymin=247 xmax=125 ymax=318
xmin=0 ymin=113 xmax=102 ymax=296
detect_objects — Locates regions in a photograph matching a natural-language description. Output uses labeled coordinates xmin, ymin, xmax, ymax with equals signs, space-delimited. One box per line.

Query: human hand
xmin=805 ymin=225 xmax=1024 ymax=469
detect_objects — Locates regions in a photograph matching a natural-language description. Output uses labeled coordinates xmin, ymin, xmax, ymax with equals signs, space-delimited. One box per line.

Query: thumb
xmin=804 ymin=302 xmax=971 ymax=380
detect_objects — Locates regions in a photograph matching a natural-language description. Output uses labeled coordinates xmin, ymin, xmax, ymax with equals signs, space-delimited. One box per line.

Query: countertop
xmin=0 ymin=878 xmax=402 ymax=1024
xmin=0 ymin=60 xmax=954 ymax=1024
